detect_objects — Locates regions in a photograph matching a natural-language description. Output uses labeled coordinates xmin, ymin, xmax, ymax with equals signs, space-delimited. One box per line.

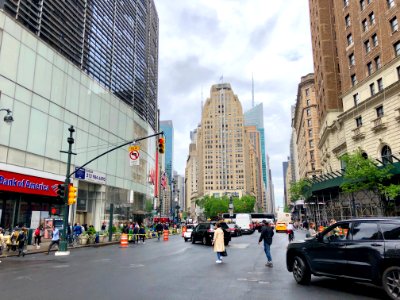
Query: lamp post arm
xmin=68 ymin=131 xmax=163 ymax=178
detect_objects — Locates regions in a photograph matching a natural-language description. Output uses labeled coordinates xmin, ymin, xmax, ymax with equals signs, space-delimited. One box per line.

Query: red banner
xmin=0 ymin=170 xmax=62 ymax=197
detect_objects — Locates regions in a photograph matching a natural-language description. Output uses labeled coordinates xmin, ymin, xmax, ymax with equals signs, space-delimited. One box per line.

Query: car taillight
xmin=229 ymin=228 xmax=234 ymax=231
xmin=207 ymin=229 xmax=214 ymax=233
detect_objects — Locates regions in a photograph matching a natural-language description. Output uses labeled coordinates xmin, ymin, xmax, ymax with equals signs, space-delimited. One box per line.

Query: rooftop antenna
xmin=252 ymin=73 xmax=255 ymax=108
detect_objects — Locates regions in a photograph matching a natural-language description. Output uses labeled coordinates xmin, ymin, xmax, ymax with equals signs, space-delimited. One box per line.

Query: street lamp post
xmin=229 ymin=195 xmax=234 ymax=222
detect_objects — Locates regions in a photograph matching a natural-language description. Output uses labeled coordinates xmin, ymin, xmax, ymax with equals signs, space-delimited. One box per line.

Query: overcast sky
xmin=155 ymin=0 xmax=314 ymax=210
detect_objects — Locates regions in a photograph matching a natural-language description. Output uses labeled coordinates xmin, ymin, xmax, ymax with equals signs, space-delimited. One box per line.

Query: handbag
xmin=221 ymin=250 xmax=228 ymax=257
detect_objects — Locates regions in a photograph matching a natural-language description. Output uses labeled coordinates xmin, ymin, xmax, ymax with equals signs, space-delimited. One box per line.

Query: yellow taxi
xmin=275 ymin=222 xmax=287 ymax=233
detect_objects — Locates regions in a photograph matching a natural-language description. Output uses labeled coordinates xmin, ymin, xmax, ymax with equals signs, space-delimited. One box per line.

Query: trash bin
xmin=27 ymin=229 xmax=34 ymax=245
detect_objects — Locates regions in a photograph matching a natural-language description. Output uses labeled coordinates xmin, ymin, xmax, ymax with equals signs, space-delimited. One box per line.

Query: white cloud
xmin=155 ymin=0 xmax=313 ymax=210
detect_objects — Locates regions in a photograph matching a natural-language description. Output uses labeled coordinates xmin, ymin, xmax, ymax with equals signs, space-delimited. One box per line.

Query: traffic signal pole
xmin=56 ymin=126 xmax=164 ymax=255
xmin=58 ymin=126 xmax=76 ymax=255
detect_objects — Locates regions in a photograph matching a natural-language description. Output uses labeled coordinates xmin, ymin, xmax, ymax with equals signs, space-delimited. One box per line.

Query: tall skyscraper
xmin=0 ymin=2 xmax=159 ymax=229
xmin=185 ymin=128 xmax=199 ymax=219
xmin=282 ymin=160 xmax=289 ymax=206
xmin=197 ymin=83 xmax=253 ymax=198
xmin=2 ymin=0 xmax=159 ymax=130
xmin=244 ymin=103 xmax=268 ymax=195
xmin=160 ymin=120 xmax=174 ymax=183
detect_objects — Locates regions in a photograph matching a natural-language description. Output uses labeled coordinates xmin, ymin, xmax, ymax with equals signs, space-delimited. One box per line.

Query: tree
xmin=145 ymin=199 xmax=153 ymax=213
xmin=233 ymin=195 xmax=255 ymax=213
xmin=289 ymin=179 xmax=312 ymax=202
xmin=284 ymin=204 xmax=290 ymax=213
xmin=340 ymin=150 xmax=400 ymax=213
xmin=195 ymin=194 xmax=256 ymax=218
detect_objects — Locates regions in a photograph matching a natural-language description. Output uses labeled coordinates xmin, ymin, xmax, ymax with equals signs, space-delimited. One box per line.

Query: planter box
xmin=79 ymin=237 xmax=88 ymax=245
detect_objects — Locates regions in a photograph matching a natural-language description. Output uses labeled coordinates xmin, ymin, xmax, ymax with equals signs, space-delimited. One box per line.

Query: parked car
xmin=227 ymin=223 xmax=242 ymax=237
xmin=191 ymin=222 xmax=231 ymax=246
xmin=183 ymin=224 xmax=194 ymax=242
xmin=275 ymin=222 xmax=287 ymax=232
xmin=286 ymin=218 xmax=400 ymax=300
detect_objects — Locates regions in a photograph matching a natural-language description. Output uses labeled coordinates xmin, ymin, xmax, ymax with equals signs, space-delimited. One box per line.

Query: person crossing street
xmin=46 ymin=226 xmax=60 ymax=255
xmin=258 ymin=220 xmax=274 ymax=267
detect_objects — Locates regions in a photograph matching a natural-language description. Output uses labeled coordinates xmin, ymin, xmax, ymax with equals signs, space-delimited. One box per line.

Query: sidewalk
xmin=0 ymin=239 xmax=120 ymax=258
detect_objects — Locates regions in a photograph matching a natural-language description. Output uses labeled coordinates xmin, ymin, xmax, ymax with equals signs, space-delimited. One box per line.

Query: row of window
xmin=344 ymin=0 xmax=394 ymax=10
xmin=355 ymin=105 xmax=384 ymax=127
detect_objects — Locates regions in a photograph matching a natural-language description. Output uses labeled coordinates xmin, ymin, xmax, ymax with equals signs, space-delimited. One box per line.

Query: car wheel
xmin=184 ymin=238 xmax=188 ymax=242
xmin=202 ymin=236 xmax=208 ymax=245
xmin=191 ymin=236 xmax=195 ymax=244
xmin=292 ymin=256 xmax=311 ymax=285
xmin=382 ymin=266 xmax=400 ymax=300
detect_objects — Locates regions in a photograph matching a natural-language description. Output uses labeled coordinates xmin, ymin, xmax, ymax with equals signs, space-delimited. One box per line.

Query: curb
xmin=0 ymin=241 xmax=120 ymax=258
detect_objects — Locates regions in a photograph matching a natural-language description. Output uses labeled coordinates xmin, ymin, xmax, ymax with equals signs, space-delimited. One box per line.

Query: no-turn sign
xmin=129 ymin=150 xmax=140 ymax=166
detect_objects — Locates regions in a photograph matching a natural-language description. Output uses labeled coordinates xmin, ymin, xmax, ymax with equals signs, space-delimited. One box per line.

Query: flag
xmin=161 ymin=172 xmax=167 ymax=190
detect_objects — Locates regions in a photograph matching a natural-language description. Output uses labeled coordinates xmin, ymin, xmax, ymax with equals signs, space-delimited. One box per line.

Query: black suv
xmin=286 ymin=218 xmax=400 ymax=300
xmin=191 ymin=222 xmax=231 ymax=246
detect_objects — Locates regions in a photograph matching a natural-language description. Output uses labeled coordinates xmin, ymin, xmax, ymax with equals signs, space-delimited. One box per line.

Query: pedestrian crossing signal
xmin=68 ymin=185 xmax=77 ymax=205
xmin=158 ymin=138 xmax=165 ymax=154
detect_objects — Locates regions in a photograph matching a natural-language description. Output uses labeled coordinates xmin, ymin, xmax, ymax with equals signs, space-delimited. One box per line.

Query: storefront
xmin=0 ymin=170 xmax=63 ymax=230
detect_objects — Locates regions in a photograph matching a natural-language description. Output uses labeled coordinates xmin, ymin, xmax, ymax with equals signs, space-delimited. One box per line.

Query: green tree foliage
xmin=284 ymin=204 xmax=290 ymax=213
xmin=195 ymin=194 xmax=256 ymax=218
xmin=340 ymin=150 xmax=400 ymax=198
xmin=145 ymin=199 xmax=153 ymax=213
xmin=289 ymin=179 xmax=312 ymax=201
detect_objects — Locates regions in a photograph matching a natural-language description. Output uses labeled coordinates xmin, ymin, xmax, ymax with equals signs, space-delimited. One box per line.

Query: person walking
xmin=212 ymin=222 xmax=225 ymax=264
xmin=139 ymin=225 xmax=146 ymax=244
xmin=258 ymin=220 xmax=274 ymax=267
xmin=17 ymin=227 xmax=27 ymax=257
xmin=34 ymin=225 xmax=42 ymax=249
xmin=46 ymin=226 xmax=60 ymax=255
xmin=155 ymin=222 xmax=163 ymax=241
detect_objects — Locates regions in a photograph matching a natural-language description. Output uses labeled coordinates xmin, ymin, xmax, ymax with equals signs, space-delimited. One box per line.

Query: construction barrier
xmin=120 ymin=233 xmax=128 ymax=248
xmin=163 ymin=229 xmax=169 ymax=241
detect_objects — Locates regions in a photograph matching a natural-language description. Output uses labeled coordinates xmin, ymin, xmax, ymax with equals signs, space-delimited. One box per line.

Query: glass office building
xmin=0 ymin=2 xmax=158 ymax=230
xmin=2 ymin=0 xmax=159 ymax=131
xmin=160 ymin=120 xmax=174 ymax=183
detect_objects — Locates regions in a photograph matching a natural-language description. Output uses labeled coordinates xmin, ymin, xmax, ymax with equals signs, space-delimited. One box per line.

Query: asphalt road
xmin=0 ymin=230 xmax=387 ymax=300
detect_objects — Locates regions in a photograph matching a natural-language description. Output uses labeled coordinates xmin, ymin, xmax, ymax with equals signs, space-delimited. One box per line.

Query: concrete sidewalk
xmin=0 ymin=239 xmax=120 ymax=258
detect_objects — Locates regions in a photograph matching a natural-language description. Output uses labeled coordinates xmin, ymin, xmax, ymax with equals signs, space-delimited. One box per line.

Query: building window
xmin=356 ymin=116 xmax=363 ymax=127
xmin=397 ymin=66 xmax=400 ymax=79
xmin=372 ymin=33 xmax=378 ymax=47
xmin=367 ymin=62 xmax=373 ymax=75
xmin=376 ymin=105 xmax=384 ymax=117
xmin=305 ymin=88 xmax=309 ymax=96
xmin=345 ymin=14 xmax=351 ymax=27
xmin=344 ymin=0 xmax=349 ymax=7
xmin=381 ymin=145 xmax=393 ymax=164
xmin=347 ymin=33 xmax=353 ymax=45
xmin=360 ymin=0 xmax=366 ymax=10
xmin=307 ymin=119 xmax=312 ymax=127
xmin=306 ymin=108 xmax=311 ymax=116
xmin=394 ymin=41 xmax=400 ymax=56
xmin=353 ymin=93 xmax=360 ymax=106
xmin=362 ymin=19 xmax=368 ymax=32
xmin=391 ymin=17 xmax=398 ymax=32
xmin=370 ymin=83 xmax=375 ymax=95
xmin=309 ymin=140 xmax=314 ymax=147
xmin=374 ymin=56 xmax=381 ymax=69
xmin=351 ymin=74 xmax=357 ymax=86
xmin=369 ymin=12 xmax=375 ymax=25
xmin=308 ymin=129 xmax=313 ymax=137
xmin=388 ymin=0 xmax=395 ymax=9
xmin=310 ymin=150 xmax=315 ymax=161
xmin=364 ymin=40 xmax=371 ymax=53
xmin=349 ymin=53 xmax=355 ymax=66
xmin=377 ymin=78 xmax=383 ymax=91
xmin=306 ymin=99 xmax=310 ymax=106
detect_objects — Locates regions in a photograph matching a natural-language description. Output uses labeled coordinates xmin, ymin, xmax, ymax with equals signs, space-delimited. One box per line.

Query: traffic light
xmin=158 ymin=138 xmax=165 ymax=154
xmin=57 ymin=184 xmax=66 ymax=200
xmin=68 ymin=185 xmax=77 ymax=205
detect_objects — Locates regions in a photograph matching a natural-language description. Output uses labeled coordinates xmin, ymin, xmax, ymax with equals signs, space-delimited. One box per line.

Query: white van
xmin=235 ymin=213 xmax=253 ymax=234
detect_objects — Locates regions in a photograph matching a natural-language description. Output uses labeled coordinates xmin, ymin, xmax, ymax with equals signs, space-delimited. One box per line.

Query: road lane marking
xmin=229 ymin=243 xmax=249 ymax=249
xmin=53 ymin=264 xmax=70 ymax=268
xmin=128 ymin=264 xmax=144 ymax=268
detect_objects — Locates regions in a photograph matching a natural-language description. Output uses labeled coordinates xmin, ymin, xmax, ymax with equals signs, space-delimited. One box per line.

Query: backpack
xmin=35 ymin=228 xmax=40 ymax=236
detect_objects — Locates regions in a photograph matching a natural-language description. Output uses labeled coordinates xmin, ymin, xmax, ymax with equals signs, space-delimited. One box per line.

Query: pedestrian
xmin=101 ymin=222 xmax=106 ymax=231
xmin=139 ymin=225 xmax=146 ymax=244
xmin=155 ymin=222 xmax=163 ymax=241
xmin=258 ymin=220 xmax=274 ymax=267
xmin=74 ymin=223 xmax=82 ymax=237
xmin=212 ymin=222 xmax=225 ymax=264
xmin=46 ymin=226 xmax=60 ymax=255
xmin=133 ymin=223 xmax=139 ymax=244
xmin=34 ymin=225 xmax=42 ymax=249
xmin=17 ymin=226 xmax=27 ymax=257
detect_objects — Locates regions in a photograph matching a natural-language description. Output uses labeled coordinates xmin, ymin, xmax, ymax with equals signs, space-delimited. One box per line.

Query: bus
xmin=221 ymin=213 xmax=236 ymax=223
xmin=251 ymin=213 xmax=276 ymax=232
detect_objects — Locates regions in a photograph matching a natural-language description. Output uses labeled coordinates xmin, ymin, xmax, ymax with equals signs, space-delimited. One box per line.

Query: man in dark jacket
xmin=258 ymin=220 xmax=274 ymax=267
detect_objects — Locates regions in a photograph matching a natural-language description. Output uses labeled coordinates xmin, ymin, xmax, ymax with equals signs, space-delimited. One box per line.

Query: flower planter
xmin=99 ymin=235 xmax=106 ymax=243
xmin=79 ymin=237 xmax=88 ymax=245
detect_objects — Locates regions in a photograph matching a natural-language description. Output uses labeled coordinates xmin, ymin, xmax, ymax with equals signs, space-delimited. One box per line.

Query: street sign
xmin=129 ymin=150 xmax=140 ymax=166
xmin=129 ymin=145 xmax=140 ymax=152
